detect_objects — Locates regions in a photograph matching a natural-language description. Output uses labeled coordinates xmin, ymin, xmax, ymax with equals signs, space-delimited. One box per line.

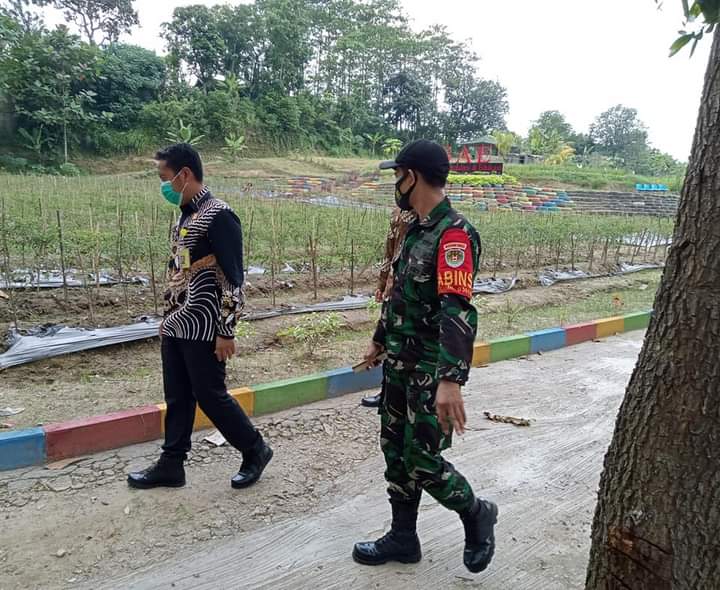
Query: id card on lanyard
xmin=176 ymin=226 xmax=191 ymax=270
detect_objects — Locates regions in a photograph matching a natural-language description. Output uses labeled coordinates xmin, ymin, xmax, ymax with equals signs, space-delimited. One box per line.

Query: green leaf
xmin=669 ymin=33 xmax=694 ymax=57
xmin=689 ymin=2 xmax=703 ymax=20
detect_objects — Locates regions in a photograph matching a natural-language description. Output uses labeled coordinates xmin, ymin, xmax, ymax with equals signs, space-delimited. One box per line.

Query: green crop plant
xmin=447 ymin=173 xmax=519 ymax=187
xmin=166 ymin=119 xmax=205 ymax=147
xmin=277 ymin=312 xmax=344 ymax=357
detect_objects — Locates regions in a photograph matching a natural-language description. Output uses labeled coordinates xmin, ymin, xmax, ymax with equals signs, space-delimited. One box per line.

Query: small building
xmin=447 ymin=137 xmax=504 ymax=174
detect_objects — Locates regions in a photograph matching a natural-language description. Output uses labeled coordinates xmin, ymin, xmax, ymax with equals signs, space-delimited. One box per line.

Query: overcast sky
xmin=44 ymin=0 xmax=712 ymax=161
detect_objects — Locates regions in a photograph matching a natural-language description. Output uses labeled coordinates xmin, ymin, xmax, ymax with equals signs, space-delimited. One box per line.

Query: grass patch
xmin=286 ymin=274 xmax=660 ymax=370
xmin=504 ymin=163 xmax=683 ymax=192
xmin=475 ymin=275 xmax=659 ymax=340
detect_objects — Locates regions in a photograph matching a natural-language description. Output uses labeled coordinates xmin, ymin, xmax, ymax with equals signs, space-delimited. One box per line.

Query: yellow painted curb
xmin=595 ymin=317 xmax=624 ymax=339
xmin=472 ymin=342 xmax=491 ymax=367
xmin=156 ymin=387 xmax=254 ymax=434
xmin=229 ymin=387 xmax=254 ymax=416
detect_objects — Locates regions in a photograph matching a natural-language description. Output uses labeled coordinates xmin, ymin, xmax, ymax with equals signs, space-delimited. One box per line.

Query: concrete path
xmin=90 ymin=333 xmax=643 ymax=590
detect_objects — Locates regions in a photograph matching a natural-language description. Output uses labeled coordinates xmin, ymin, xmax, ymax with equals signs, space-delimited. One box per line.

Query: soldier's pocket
xmin=413 ymin=378 xmax=453 ymax=452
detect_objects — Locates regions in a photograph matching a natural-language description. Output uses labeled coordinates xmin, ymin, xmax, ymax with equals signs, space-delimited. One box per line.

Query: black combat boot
xmin=127 ymin=455 xmax=186 ymax=489
xmin=459 ymin=498 xmax=498 ymax=573
xmin=360 ymin=392 xmax=383 ymax=408
xmin=352 ymin=499 xmax=422 ymax=565
xmin=231 ymin=434 xmax=273 ymax=489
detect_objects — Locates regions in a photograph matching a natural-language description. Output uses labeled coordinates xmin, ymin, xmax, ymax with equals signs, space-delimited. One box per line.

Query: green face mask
xmin=160 ymin=171 xmax=186 ymax=206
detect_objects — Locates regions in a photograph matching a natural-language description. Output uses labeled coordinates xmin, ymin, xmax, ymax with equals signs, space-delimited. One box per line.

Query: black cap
xmin=379 ymin=139 xmax=450 ymax=183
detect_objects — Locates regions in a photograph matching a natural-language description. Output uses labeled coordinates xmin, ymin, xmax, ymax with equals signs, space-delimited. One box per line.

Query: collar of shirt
xmin=181 ymin=186 xmax=210 ymax=215
xmin=416 ymin=197 xmax=451 ymax=229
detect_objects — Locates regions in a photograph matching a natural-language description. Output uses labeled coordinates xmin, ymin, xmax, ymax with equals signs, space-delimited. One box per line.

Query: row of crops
xmin=0 ymin=174 xmax=674 ymax=292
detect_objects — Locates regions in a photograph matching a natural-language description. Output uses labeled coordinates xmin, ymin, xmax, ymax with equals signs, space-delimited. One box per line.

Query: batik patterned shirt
xmin=161 ymin=188 xmax=244 ymax=341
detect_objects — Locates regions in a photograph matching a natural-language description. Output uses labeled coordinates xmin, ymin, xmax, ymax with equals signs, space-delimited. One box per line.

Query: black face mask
xmin=395 ymin=172 xmax=416 ymax=211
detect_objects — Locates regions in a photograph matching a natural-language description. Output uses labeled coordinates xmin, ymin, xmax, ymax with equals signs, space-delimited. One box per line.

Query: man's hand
xmin=436 ymin=380 xmax=467 ymax=436
xmin=374 ymin=289 xmax=384 ymax=303
xmin=215 ymin=336 xmax=237 ymax=363
xmin=364 ymin=340 xmax=384 ymax=367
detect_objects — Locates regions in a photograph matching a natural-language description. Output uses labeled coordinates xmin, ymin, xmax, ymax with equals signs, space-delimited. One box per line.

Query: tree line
xmin=0 ymin=0 xmax=684 ymax=178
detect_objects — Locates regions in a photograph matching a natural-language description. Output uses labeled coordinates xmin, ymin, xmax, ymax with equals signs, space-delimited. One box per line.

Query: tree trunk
xmin=586 ymin=30 xmax=720 ymax=589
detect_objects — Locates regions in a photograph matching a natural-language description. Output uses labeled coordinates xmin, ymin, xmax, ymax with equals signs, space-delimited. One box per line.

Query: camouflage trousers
xmin=380 ymin=360 xmax=475 ymax=513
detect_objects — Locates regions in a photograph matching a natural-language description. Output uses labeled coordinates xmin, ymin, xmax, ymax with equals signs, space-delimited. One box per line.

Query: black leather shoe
xmin=127 ymin=457 xmax=185 ymax=489
xmin=353 ymin=530 xmax=421 ymax=565
xmin=231 ymin=437 xmax=273 ymax=489
xmin=361 ymin=392 xmax=382 ymax=408
xmin=353 ymin=498 xmax=422 ymax=565
xmin=460 ymin=498 xmax=498 ymax=573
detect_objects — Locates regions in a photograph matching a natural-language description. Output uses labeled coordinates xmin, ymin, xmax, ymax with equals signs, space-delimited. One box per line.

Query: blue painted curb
xmin=528 ymin=328 xmax=567 ymax=354
xmin=326 ymin=365 xmax=383 ymax=398
xmin=0 ymin=427 xmax=46 ymax=470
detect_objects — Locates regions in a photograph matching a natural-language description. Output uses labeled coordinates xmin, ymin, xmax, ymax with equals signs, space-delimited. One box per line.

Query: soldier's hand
xmin=374 ymin=289 xmax=384 ymax=303
xmin=436 ymin=380 xmax=466 ymax=436
xmin=364 ymin=341 xmax=384 ymax=366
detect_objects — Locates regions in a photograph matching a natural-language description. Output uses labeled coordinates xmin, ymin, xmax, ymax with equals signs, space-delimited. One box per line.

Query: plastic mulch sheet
xmin=0 ymin=296 xmax=373 ymax=370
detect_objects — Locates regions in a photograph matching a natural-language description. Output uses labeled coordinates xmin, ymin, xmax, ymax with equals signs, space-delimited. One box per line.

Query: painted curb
xmin=253 ymin=373 xmax=329 ymax=415
xmin=528 ymin=328 xmax=567 ymax=354
xmin=156 ymin=388 xmax=255 ymax=435
xmin=1 ymin=310 xmax=652 ymax=471
xmin=326 ymin=366 xmax=383 ymax=399
xmin=0 ymin=428 xmax=46 ymax=470
xmin=44 ymin=406 xmax=161 ymax=462
xmin=489 ymin=335 xmax=531 ymax=362
xmin=623 ymin=311 xmax=651 ymax=332
xmin=564 ymin=321 xmax=598 ymax=346
xmin=596 ymin=317 xmax=625 ymax=339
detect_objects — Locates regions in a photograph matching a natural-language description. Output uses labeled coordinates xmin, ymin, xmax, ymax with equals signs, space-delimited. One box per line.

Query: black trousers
xmin=161 ymin=336 xmax=258 ymax=461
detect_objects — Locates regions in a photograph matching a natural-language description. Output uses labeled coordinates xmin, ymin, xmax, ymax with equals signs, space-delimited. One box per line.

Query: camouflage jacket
xmin=373 ymin=198 xmax=481 ymax=385
xmin=377 ymin=208 xmax=417 ymax=296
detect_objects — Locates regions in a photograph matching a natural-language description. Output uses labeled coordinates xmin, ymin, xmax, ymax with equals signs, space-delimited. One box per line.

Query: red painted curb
xmin=564 ymin=322 xmax=598 ymax=346
xmin=44 ymin=406 xmax=161 ymax=461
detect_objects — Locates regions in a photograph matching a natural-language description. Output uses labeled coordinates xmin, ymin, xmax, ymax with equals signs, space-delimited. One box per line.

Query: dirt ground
xmin=0 ymin=332 xmax=645 ymax=590
xmin=0 ymin=271 xmax=657 ymax=430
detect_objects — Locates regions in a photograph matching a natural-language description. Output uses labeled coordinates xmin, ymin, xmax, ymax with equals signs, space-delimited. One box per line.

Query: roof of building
xmin=458 ymin=136 xmax=498 ymax=146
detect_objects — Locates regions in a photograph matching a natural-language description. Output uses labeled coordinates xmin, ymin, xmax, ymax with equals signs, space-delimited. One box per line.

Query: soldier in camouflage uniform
xmin=352 ymin=140 xmax=498 ymax=574
xmin=361 ymin=207 xmax=417 ymax=408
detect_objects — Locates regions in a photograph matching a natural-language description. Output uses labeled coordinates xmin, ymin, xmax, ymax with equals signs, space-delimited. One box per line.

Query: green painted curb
xmin=489 ymin=334 xmax=531 ymax=362
xmin=623 ymin=311 xmax=652 ymax=332
xmin=253 ymin=373 xmax=329 ymax=414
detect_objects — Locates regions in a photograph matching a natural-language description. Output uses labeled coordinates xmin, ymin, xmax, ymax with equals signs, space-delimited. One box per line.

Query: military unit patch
xmin=443 ymin=241 xmax=467 ymax=268
xmin=437 ymin=229 xmax=474 ymax=299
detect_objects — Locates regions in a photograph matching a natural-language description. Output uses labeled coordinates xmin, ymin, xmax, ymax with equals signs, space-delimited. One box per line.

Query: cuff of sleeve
xmin=216 ymin=323 xmax=235 ymax=339
xmin=436 ymin=366 xmax=468 ymax=386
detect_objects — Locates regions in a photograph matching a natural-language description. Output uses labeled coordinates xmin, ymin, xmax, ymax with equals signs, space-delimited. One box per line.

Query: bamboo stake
xmin=117 ymin=209 xmax=130 ymax=314
xmin=350 ymin=238 xmax=355 ymax=296
xmin=1 ymin=197 xmax=19 ymax=328
xmin=55 ymin=210 xmax=68 ymax=305
xmin=148 ymin=236 xmax=159 ymax=316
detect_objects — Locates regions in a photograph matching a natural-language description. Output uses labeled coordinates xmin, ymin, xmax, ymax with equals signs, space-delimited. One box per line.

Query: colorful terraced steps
xmin=446 ymin=185 xmax=576 ymax=213
xmin=0 ymin=311 xmax=652 ymax=471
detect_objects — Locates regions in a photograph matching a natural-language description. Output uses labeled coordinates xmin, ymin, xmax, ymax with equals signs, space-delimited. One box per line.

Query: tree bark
xmin=586 ymin=30 xmax=720 ymax=589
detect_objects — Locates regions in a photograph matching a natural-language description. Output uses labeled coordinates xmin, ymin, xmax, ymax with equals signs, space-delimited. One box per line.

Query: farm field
xmin=0 ymin=158 xmax=673 ymax=428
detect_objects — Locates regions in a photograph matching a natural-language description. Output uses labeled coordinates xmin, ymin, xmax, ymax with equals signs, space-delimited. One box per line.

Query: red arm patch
xmin=437 ymin=228 xmax=474 ymax=299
